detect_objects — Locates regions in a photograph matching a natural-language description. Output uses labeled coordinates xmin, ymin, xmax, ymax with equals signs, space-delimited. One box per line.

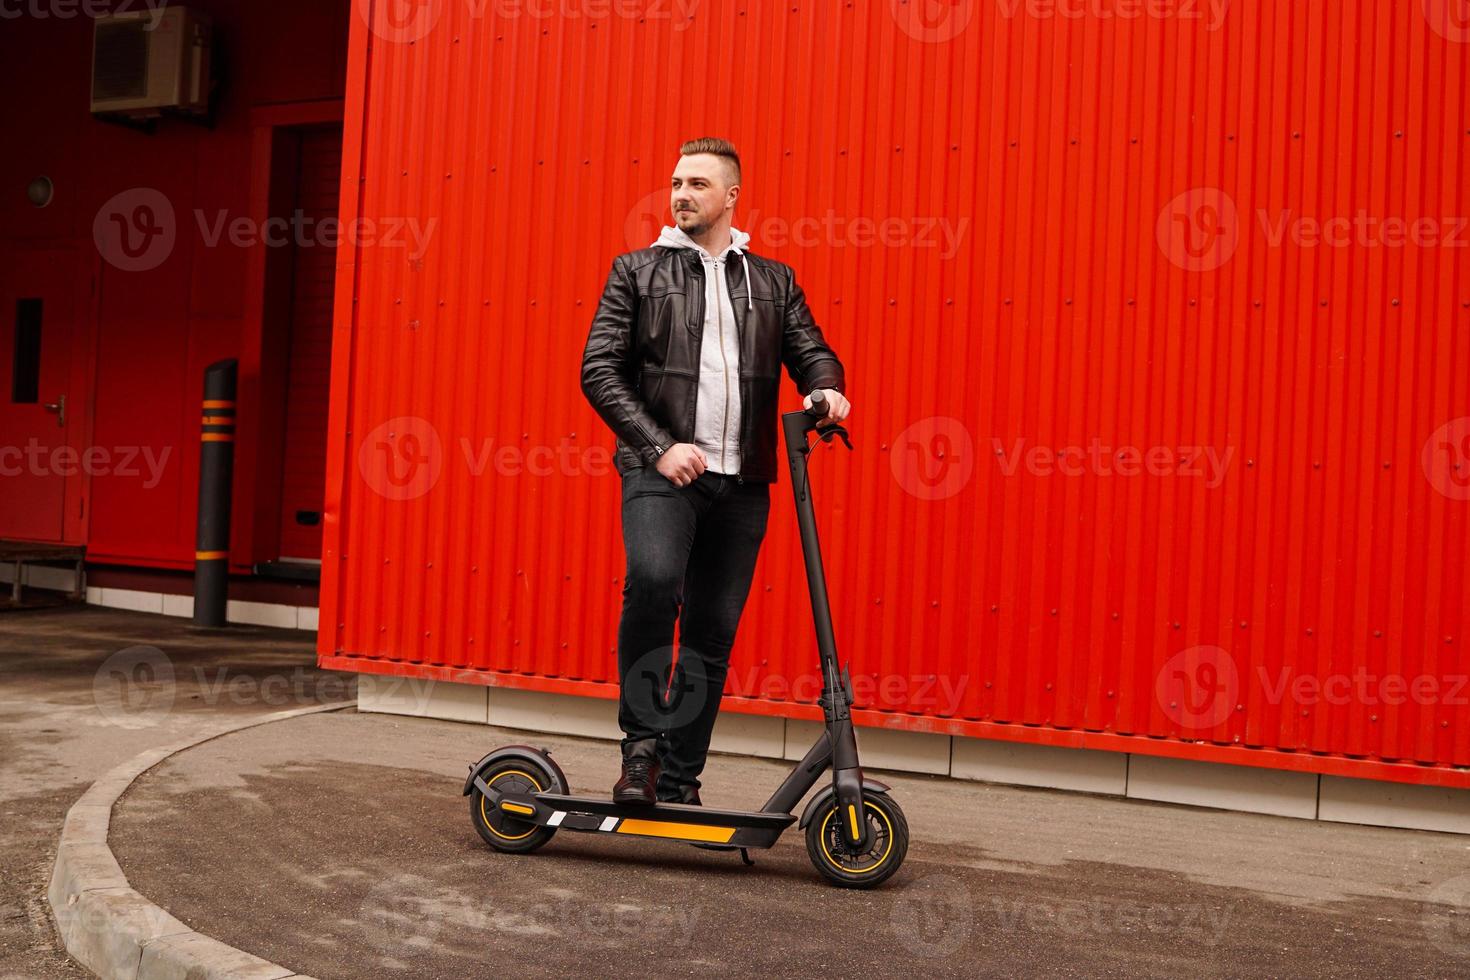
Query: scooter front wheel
xmin=469 ymin=759 xmax=557 ymax=854
xmin=805 ymin=789 xmax=909 ymax=888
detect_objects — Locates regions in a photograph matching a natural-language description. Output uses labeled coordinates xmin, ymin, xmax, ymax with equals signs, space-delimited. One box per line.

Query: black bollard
xmin=193 ymin=359 xmax=237 ymax=627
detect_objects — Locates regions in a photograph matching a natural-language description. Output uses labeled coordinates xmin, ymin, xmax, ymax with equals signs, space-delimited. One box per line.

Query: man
xmin=580 ymin=137 xmax=851 ymax=806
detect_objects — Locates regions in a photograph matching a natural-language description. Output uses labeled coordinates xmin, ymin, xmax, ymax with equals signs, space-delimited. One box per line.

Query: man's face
xmin=670 ymin=153 xmax=738 ymax=236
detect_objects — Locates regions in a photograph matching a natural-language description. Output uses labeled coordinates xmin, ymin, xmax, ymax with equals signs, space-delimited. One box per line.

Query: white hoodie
xmin=652 ymin=224 xmax=753 ymax=476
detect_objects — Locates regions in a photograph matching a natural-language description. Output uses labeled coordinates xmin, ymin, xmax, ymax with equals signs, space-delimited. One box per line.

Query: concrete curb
xmin=48 ymin=701 xmax=354 ymax=980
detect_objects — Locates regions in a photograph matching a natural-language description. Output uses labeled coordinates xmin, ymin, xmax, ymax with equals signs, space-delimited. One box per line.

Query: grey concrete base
xmin=1126 ymin=755 xmax=1320 ymax=820
xmin=952 ymin=736 xmax=1128 ymax=795
xmin=83 ymin=585 xmax=319 ymax=632
xmin=48 ymin=701 xmax=348 ymax=980
xmin=363 ymin=676 xmax=1470 ymax=836
xmin=1319 ymin=775 xmax=1470 ymax=834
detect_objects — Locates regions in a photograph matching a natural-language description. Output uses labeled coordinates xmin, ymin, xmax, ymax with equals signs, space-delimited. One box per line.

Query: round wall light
xmin=27 ymin=176 xmax=54 ymax=208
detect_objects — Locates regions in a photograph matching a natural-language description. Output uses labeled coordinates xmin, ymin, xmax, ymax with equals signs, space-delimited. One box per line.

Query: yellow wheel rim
xmin=478 ymin=768 xmax=544 ymax=841
xmin=819 ymin=799 xmax=895 ymax=875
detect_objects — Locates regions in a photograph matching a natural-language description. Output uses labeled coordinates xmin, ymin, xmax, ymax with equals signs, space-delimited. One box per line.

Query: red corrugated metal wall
xmin=320 ymin=0 xmax=1470 ymax=787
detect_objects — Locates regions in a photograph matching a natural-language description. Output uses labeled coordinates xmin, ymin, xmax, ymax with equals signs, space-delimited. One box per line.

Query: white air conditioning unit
xmin=91 ymin=7 xmax=213 ymax=118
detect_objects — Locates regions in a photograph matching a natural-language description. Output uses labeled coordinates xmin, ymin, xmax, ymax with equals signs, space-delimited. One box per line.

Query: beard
xmin=674 ymin=208 xmax=707 ymax=236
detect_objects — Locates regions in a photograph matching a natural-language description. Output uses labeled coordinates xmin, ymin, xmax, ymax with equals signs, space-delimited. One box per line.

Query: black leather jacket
xmin=580 ymin=245 xmax=846 ymax=483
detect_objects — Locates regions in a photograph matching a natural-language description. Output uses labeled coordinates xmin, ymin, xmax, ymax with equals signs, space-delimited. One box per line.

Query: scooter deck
xmin=484 ymin=782 xmax=795 ymax=847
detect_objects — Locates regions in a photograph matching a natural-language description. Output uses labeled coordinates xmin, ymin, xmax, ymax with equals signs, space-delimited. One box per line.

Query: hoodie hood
xmin=653 ymin=224 xmax=753 ymax=310
xmin=653 ymin=223 xmax=751 ymax=256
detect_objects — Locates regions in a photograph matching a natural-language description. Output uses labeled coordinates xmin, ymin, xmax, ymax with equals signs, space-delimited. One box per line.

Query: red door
xmin=276 ymin=126 xmax=342 ymax=560
xmin=0 ymin=245 xmax=81 ymax=542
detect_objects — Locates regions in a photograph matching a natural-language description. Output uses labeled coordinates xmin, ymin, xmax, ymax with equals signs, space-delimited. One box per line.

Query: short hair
xmin=679 ymin=137 xmax=741 ymax=185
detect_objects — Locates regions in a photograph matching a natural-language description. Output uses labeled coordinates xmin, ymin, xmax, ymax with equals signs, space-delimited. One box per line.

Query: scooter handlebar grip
xmin=806 ymin=389 xmax=828 ymax=418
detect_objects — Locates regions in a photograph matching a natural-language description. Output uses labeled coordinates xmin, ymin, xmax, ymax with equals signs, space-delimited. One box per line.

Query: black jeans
xmin=617 ymin=463 xmax=771 ymax=796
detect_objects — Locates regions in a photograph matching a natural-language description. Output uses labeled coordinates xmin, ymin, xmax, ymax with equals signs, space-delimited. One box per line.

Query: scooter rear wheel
xmin=805 ymin=790 xmax=908 ymax=888
xmin=469 ymin=759 xmax=557 ymax=854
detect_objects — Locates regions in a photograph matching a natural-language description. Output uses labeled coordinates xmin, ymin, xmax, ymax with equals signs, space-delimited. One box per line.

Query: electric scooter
xmin=463 ymin=391 xmax=908 ymax=888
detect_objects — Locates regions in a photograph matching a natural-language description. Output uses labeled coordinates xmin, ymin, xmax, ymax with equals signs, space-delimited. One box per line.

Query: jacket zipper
xmin=714 ymin=257 xmax=732 ymax=476
xmin=689 ymin=261 xmax=703 ymax=442
xmin=733 ymin=257 xmax=745 ymax=484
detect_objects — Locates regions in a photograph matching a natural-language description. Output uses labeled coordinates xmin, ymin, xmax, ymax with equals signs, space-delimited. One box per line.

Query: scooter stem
xmin=781 ymin=393 xmax=871 ymax=852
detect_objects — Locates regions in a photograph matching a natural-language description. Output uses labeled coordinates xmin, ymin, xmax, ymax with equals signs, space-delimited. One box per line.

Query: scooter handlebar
xmin=783 ymin=389 xmax=851 ymax=451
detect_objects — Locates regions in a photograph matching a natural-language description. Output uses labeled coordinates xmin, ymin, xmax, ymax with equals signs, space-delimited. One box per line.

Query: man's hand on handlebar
xmin=803 ymin=388 xmax=851 ymax=428
xmin=655 ymin=443 xmax=708 ymax=487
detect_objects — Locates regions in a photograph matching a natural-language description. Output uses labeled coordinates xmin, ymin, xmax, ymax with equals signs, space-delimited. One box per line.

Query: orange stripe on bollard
xmin=195 ymin=550 xmax=228 ymax=560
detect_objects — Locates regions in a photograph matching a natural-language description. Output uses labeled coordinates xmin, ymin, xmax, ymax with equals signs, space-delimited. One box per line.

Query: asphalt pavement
xmin=4 ymin=605 xmax=1470 ymax=978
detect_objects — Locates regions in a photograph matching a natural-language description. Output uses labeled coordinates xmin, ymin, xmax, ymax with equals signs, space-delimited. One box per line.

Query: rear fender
xmin=463 ymin=744 xmax=569 ymax=796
